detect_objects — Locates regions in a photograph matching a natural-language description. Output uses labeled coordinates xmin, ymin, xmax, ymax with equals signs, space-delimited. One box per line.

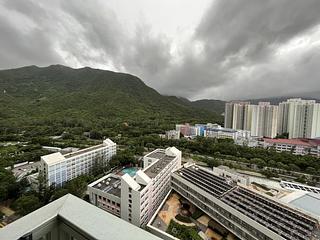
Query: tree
xmin=65 ymin=176 xmax=88 ymax=198
xmin=0 ymin=169 xmax=16 ymax=201
xmin=52 ymin=188 xmax=69 ymax=201
xmin=12 ymin=195 xmax=42 ymax=216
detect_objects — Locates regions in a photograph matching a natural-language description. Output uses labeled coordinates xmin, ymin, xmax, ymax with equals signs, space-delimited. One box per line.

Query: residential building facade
xmin=276 ymin=99 xmax=320 ymax=139
xmin=165 ymin=130 xmax=180 ymax=140
xmin=88 ymin=147 xmax=182 ymax=227
xmin=225 ymin=102 xmax=279 ymax=138
xmin=259 ymin=138 xmax=320 ymax=157
xmin=40 ymin=139 xmax=116 ymax=186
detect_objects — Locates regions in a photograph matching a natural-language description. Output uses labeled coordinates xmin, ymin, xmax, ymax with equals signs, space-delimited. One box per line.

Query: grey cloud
xmin=0 ymin=0 xmax=63 ymax=69
xmin=0 ymin=0 xmax=320 ymax=100
xmin=160 ymin=0 xmax=320 ymax=99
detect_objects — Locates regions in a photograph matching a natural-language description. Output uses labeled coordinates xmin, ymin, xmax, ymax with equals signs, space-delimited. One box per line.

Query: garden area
xmin=152 ymin=192 xmax=237 ymax=240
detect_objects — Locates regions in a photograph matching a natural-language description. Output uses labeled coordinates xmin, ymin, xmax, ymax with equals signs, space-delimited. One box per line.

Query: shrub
xmin=191 ymin=209 xmax=203 ymax=219
xmin=175 ymin=214 xmax=192 ymax=223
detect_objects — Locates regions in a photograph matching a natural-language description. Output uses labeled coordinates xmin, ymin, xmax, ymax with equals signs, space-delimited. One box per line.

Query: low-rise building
xmin=259 ymin=138 xmax=320 ymax=157
xmin=165 ymin=130 xmax=180 ymax=140
xmin=88 ymin=147 xmax=181 ymax=227
xmin=40 ymin=139 xmax=116 ymax=187
xmin=204 ymin=124 xmax=256 ymax=146
xmin=170 ymin=164 xmax=320 ymax=240
xmin=176 ymin=123 xmax=200 ymax=137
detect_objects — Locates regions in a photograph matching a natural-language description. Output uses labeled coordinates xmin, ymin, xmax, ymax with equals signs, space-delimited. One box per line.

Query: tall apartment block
xmin=171 ymin=164 xmax=320 ymax=240
xmin=224 ymin=101 xmax=251 ymax=129
xmin=278 ymin=98 xmax=320 ymax=139
xmin=225 ymin=101 xmax=278 ymax=138
xmin=88 ymin=147 xmax=181 ymax=227
xmin=40 ymin=139 xmax=116 ymax=187
xmin=0 ymin=194 xmax=160 ymax=240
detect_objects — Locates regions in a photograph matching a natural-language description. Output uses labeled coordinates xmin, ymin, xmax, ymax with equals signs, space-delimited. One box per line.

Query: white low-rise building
xmin=204 ymin=124 xmax=257 ymax=146
xmin=40 ymin=139 xmax=116 ymax=187
xmin=165 ymin=130 xmax=180 ymax=140
xmin=88 ymin=147 xmax=181 ymax=227
xmin=259 ymin=138 xmax=320 ymax=157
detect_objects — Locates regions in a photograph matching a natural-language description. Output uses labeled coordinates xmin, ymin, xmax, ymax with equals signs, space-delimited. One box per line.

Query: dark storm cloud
xmin=0 ymin=0 xmax=63 ymax=69
xmin=159 ymin=0 xmax=320 ymax=99
xmin=0 ymin=0 xmax=320 ymax=100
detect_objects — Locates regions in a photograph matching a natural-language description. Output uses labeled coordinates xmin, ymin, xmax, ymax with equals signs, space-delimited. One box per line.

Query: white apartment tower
xmin=264 ymin=104 xmax=279 ymax=138
xmin=277 ymin=101 xmax=290 ymax=135
xmin=225 ymin=101 xmax=278 ymax=138
xmin=224 ymin=98 xmax=320 ymax=139
xmin=224 ymin=102 xmax=234 ymax=128
xmin=280 ymin=98 xmax=320 ymax=139
xmin=249 ymin=102 xmax=278 ymax=138
xmin=224 ymin=102 xmax=250 ymax=129
xmin=40 ymin=139 xmax=116 ymax=187
xmin=88 ymin=147 xmax=181 ymax=227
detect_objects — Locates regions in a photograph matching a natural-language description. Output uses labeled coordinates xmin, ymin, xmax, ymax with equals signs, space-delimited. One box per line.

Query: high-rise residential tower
xmin=225 ymin=101 xmax=278 ymax=138
xmin=280 ymin=98 xmax=320 ymax=139
xmin=224 ymin=102 xmax=234 ymax=128
xmin=224 ymin=101 xmax=250 ymax=129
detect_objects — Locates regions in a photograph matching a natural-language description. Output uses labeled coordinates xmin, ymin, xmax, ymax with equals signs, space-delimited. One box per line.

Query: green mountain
xmin=189 ymin=99 xmax=225 ymax=114
xmin=0 ymin=65 xmax=222 ymax=136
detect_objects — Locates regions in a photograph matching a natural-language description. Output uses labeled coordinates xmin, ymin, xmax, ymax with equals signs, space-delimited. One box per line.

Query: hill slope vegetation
xmin=0 ymin=65 xmax=222 ymax=137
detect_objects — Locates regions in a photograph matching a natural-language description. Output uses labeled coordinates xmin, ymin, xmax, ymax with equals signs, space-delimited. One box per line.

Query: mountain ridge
xmin=0 ymin=65 xmax=223 ymax=135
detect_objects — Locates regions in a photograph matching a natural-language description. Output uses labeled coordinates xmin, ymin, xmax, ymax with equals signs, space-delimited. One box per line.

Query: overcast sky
xmin=1 ymin=0 xmax=320 ymax=100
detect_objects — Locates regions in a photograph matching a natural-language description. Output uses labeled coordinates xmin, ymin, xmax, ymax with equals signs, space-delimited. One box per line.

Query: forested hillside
xmin=0 ymin=65 xmax=222 ymax=138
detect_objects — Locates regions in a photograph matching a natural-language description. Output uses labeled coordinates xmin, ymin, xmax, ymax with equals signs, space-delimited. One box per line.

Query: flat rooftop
xmin=144 ymin=150 xmax=175 ymax=178
xmin=207 ymin=128 xmax=237 ymax=133
xmin=93 ymin=176 xmax=121 ymax=198
xmin=64 ymin=144 xmax=105 ymax=158
xmin=176 ymin=166 xmax=235 ymax=198
xmin=174 ymin=165 xmax=320 ymax=240
xmin=222 ymin=187 xmax=319 ymax=240
xmin=289 ymin=193 xmax=320 ymax=217
xmin=0 ymin=194 xmax=160 ymax=240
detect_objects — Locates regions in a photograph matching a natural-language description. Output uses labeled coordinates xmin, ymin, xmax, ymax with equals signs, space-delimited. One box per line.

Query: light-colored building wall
xmin=224 ymin=102 xmax=234 ymax=128
xmin=40 ymin=139 xmax=116 ymax=186
xmin=283 ymin=98 xmax=320 ymax=139
xmin=165 ymin=130 xmax=180 ymax=140
xmin=232 ymin=103 xmax=245 ymax=130
xmin=277 ymin=102 xmax=289 ymax=134
xmin=264 ymin=105 xmax=278 ymax=138
xmin=88 ymin=147 xmax=181 ymax=227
